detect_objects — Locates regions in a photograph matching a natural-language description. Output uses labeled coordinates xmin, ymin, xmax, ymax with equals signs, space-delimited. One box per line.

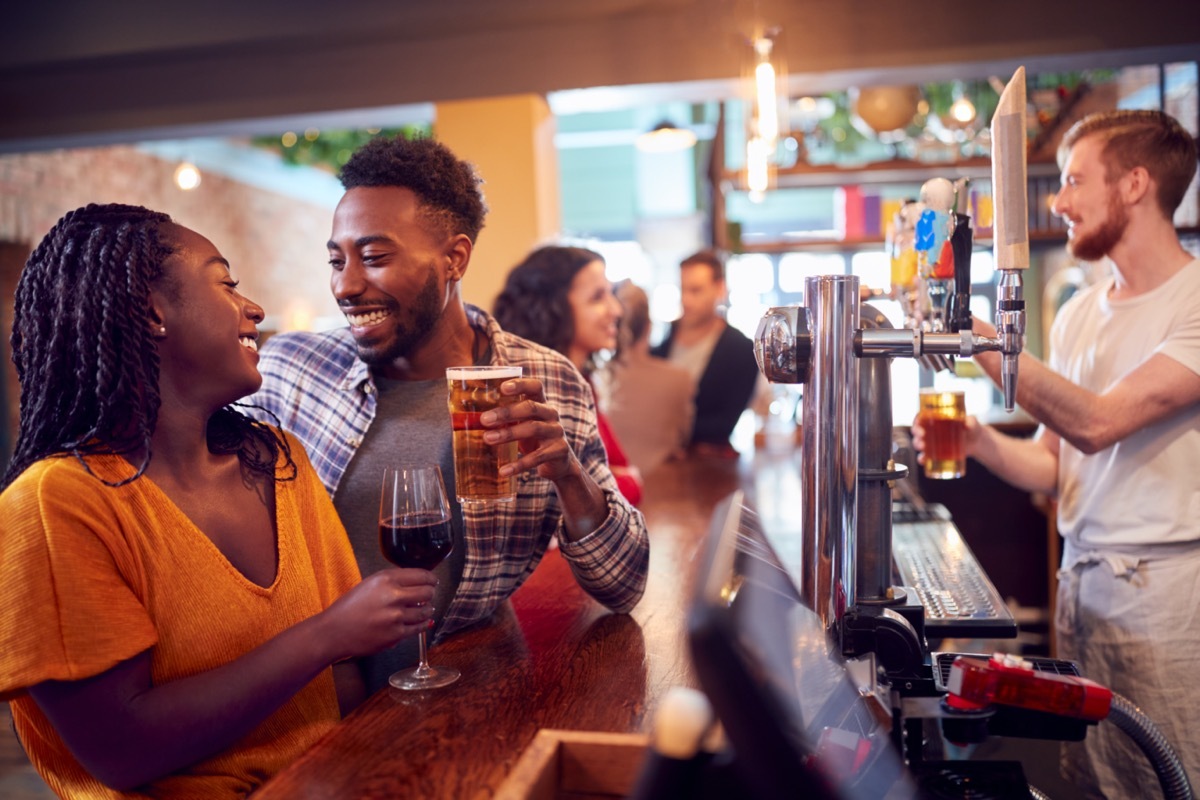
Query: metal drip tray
xmin=892 ymin=518 xmax=1018 ymax=639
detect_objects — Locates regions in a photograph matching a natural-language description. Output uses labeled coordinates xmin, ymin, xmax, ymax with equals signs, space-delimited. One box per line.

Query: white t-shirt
xmin=666 ymin=324 xmax=722 ymax=383
xmin=1050 ymin=258 xmax=1200 ymax=547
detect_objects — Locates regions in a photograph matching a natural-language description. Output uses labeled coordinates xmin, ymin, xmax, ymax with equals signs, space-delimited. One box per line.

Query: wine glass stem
xmin=414 ymin=631 xmax=432 ymax=676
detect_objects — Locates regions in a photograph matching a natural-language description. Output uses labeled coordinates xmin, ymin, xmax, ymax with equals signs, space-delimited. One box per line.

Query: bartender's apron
xmin=1056 ymin=539 xmax=1200 ymax=799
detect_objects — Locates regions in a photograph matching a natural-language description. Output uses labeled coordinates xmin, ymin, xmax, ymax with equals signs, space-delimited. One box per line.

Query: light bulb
xmin=747 ymin=136 xmax=770 ymax=200
xmin=950 ymin=96 xmax=977 ymax=125
xmin=173 ymin=162 xmax=201 ymax=191
xmin=755 ymin=60 xmax=779 ymax=144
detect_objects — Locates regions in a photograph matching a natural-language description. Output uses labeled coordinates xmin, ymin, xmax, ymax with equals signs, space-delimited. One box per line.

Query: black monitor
xmin=688 ymin=491 xmax=1043 ymax=800
xmin=688 ymin=491 xmax=917 ymax=800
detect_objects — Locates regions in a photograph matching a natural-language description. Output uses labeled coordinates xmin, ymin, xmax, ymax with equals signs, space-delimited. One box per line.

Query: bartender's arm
xmin=967 ymin=419 xmax=1060 ymax=494
xmin=970 ymin=317 xmax=1200 ymax=454
xmin=912 ymin=416 xmax=1060 ymax=495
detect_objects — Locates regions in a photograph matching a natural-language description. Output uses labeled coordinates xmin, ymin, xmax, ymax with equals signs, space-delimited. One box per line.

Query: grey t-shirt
xmin=333 ymin=376 xmax=466 ymax=692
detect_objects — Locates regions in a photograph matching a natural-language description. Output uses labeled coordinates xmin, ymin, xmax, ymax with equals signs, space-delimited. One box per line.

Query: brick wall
xmin=0 ymin=144 xmax=341 ymax=325
xmin=0 ymin=144 xmax=344 ymax=461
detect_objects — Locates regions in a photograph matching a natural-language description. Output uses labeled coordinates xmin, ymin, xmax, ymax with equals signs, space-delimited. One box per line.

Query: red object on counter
xmin=945 ymin=654 xmax=1112 ymax=722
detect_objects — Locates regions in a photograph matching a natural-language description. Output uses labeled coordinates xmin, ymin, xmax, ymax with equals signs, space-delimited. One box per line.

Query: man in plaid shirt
xmin=248 ymin=135 xmax=649 ymax=692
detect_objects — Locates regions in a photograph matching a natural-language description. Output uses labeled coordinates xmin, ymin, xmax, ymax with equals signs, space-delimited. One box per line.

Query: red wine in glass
xmin=379 ymin=465 xmax=460 ymax=690
xmin=380 ymin=513 xmax=453 ymax=570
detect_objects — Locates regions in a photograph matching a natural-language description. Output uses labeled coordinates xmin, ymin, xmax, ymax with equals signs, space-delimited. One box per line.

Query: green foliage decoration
xmin=251 ymin=123 xmax=432 ymax=172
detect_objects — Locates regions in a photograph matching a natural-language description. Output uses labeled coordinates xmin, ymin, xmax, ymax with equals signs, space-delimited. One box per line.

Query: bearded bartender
xmin=915 ymin=109 xmax=1200 ymax=799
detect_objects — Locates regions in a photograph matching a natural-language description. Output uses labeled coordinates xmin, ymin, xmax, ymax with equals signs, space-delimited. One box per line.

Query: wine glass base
xmin=388 ymin=665 xmax=460 ymax=691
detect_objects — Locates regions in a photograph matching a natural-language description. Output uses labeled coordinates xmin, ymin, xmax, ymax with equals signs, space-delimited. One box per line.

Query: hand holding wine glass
xmin=379 ymin=464 xmax=460 ymax=690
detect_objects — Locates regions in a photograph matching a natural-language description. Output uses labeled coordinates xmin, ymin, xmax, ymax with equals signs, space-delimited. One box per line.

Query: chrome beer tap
xmin=989 ymin=66 xmax=1030 ymax=412
xmin=995 ymin=271 xmax=1025 ymax=410
xmin=902 ymin=65 xmax=1029 ymax=411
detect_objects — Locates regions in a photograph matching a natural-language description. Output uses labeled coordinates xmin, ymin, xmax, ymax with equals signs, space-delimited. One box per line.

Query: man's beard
xmin=1067 ymin=188 xmax=1128 ymax=263
xmin=679 ymin=304 xmax=718 ymax=329
xmin=356 ymin=269 xmax=443 ymax=367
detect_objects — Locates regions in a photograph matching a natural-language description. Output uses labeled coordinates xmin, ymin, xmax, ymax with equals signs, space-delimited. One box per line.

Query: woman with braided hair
xmin=0 ymin=204 xmax=439 ymax=798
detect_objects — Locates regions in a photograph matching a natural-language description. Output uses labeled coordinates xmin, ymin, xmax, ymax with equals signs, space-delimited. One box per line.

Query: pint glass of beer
xmin=446 ymin=366 xmax=523 ymax=504
xmin=918 ymin=388 xmax=967 ymax=479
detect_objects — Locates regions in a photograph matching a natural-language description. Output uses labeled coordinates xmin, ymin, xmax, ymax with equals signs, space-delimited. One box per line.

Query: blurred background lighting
xmin=173 ymin=161 xmax=202 ymax=190
xmin=635 ymin=121 xmax=697 ymax=153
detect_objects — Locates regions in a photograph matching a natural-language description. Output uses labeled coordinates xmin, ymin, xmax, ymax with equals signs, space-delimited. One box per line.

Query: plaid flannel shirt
xmin=246 ymin=305 xmax=648 ymax=635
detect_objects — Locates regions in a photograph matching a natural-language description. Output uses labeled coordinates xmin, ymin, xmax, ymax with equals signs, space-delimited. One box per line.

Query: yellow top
xmin=0 ymin=432 xmax=361 ymax=799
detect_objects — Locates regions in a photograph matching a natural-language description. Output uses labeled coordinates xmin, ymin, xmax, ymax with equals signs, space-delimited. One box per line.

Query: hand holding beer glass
xmin=916 ymin=388 xmax=967 ymax=479
xmin=446 ymin=366 xmax=524 ymax=504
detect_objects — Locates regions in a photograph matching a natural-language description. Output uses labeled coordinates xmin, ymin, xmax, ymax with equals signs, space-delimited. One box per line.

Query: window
xmin=726 ymin=253 xmax=775 ymax=338
xmin=779 ymin=252 xmax=845 ymax=293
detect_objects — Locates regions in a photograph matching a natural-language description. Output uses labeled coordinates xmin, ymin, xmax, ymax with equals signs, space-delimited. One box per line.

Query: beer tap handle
xmin=914 ymin=177 xmax=958 ymax=375
xmin=990 ymin=66 xmax=1030 ymax=412
xmin=949 ymin=212 xmax=974 ymax=333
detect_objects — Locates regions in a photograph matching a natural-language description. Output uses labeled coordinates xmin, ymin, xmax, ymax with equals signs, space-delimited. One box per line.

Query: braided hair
xmin=2 ymin=203 xmax=294 ymax=490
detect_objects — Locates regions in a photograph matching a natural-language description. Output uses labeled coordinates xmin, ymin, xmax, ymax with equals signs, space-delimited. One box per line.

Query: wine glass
xmin=379 ymin=464 xmax=460 ymax=690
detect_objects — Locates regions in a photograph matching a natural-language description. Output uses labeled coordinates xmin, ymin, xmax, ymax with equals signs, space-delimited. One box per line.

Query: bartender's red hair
xmin=1059 ymin=109 xmax=1198 ymax=217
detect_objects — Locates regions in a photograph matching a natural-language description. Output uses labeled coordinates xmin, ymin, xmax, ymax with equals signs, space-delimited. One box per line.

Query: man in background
xmin=651 ymin=249 xmax=760 ymax=457
xmin=915 ymin=109 xmax=1199 ymax=798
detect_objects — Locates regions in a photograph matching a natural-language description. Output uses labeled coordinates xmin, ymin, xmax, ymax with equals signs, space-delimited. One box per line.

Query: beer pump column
xmin=990 ymin=66 xmax=1029 ymax=411
xmin=751 ymin=68 xmax=1032 ymax=654
xmin=754 ymin=280 xmax=859 ymax=636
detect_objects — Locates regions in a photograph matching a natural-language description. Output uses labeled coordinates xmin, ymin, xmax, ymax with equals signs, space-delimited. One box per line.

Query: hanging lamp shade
xmin=850 ymin=85 xmax=921 ymax=137
xmin=636 ymin=121 xmax=697 ymax=153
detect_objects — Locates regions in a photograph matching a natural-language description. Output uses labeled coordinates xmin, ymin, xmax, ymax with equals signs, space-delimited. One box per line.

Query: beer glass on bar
xmin=446 ymin=366 xmax=523 ymax=504
xmin=918 ymin=388 xmax=967 ymax=479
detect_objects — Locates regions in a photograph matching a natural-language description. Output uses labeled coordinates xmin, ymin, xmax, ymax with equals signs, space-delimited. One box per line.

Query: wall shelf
xmin=710 ymin=101 xmax=1200 ymax=257
xmin=735 ymin=226 xmax=1200 ymax=255
xmin=718 ymin=156 xmax=1061 ymax=191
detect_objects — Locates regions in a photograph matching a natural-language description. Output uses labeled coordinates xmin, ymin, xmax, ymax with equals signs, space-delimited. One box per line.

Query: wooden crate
xmin=496 ymin=729 xmax=650 ymax=800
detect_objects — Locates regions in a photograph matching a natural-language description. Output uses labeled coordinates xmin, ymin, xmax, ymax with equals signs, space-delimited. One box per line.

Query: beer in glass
xmin=446 ymin=366 xmax=523 ymax=503
xmin=918 ymin=388 xmax=967 ymax=479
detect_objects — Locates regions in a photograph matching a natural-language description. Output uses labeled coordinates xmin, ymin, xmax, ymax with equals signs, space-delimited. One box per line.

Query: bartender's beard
xmin=1067 ymin=187 xmax=1128 ymax=263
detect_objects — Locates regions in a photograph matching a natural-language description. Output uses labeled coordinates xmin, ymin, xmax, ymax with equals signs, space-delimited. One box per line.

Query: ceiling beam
xmin=2 ymin=0 xmax=1197 ymax=153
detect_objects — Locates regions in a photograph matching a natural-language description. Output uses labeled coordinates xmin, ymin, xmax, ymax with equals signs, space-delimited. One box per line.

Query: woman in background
xmin=493 ymin=245 xmax=643 ymax=505
xmin=0 ymin=204 xmax=436 ymax=798
xmin=595 ymin=280 xmax=696 ymax=474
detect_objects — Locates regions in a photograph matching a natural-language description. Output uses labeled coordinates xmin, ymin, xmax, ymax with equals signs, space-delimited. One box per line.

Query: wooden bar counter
xmin=256 ymin=455 xmax=769 ymax=798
